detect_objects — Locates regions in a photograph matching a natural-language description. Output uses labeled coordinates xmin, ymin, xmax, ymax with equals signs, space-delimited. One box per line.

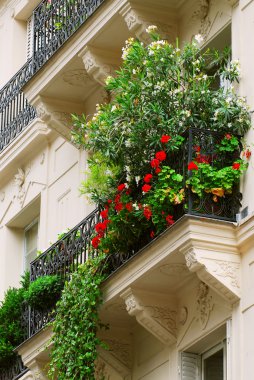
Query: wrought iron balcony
xmin=0 ymin=356 xmax=28 ymax=380
xmin=0 ymin=60 xmax=35 ymax=152
xmin=0 ymin=0 xmax=105 ymax=152
xmin=24 ymin=127 xmax=243 ymax=339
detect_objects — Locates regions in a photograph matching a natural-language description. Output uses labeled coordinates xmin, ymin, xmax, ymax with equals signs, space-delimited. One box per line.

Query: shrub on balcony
xmin=71 ymin=27 xmax=251 ymax=249
xmin=24 ymin=275 xmax=64 ymax=311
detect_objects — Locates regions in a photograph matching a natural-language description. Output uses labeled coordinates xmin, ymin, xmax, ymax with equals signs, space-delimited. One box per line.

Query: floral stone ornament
xmin=71 ymin=26 xmax=251 ymax=256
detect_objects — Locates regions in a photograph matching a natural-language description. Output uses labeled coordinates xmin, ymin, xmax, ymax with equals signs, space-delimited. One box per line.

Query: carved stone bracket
xmin=182 ymin=247 xmax=240 ymax=304
xmin=119 ymin=3 xmax=176 ymax=43
xmin=32 ymin=96 xmax=84 ymax=140
xmin=120 ymin=288 xmax=177 ymax=346
xmin=79 ymin=46 xmax=119 ymax=86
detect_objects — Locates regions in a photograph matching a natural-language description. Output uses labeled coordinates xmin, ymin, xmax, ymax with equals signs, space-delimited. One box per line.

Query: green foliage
xmin=0 ymin=286 xmax=25 ymax=367
xmin=24 ymin=275 xmax=64 ymax=310
xmin=48 ymin=254 xmax=107 ymax=380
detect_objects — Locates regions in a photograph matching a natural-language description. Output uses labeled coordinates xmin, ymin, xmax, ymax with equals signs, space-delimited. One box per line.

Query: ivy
xmin=48 ymin=254 xmax=107 ymax=379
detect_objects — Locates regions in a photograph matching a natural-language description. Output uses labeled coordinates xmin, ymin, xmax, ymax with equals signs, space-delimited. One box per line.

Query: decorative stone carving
xmin=160 ymin=263 xmax=189 ymax=276
xmin=179 ymin=306 xmax=188 ymax=326
xmin=182 ymin=247 xmax=240 ymax=304
xmin=106 ymin=339 xmax=132 ymax=368
xmin=145 ymin=306 xmax=177 ymax=337
xmin=62 ymin=69 xmax=93 ymax=87
xmin=121 ymin=288 xmax=177 ymax=345
xmin=213 ymin=260 xmax=240 ymax=289
xmin=120 ymin=5 xmax=175 ymax=43
xmin=51 ymin=112 xmax=72 ymax=128
xmin=192 ymin=0 xmax=213 ymax=41
xmin=196 ymin=282 xmax=214 ymax=329
xmin=79 ymin=47 xmax=118 ymax=86
xmin=14 ymin=168 xmax=28 ymax=206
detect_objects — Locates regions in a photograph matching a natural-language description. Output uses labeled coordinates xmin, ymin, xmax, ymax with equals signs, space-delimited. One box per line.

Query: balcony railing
xmin=33 ymin=0 xmax=105 ymax=73
xmin=0 ymin=356 xmax=28 ymax=380
xmin=0 ymin=60 xmax=36 ymax=152
xmin=23 ymin=127 xmax=242 ymax=340
xmin=0 ymin=0 xmax=105 ymax=152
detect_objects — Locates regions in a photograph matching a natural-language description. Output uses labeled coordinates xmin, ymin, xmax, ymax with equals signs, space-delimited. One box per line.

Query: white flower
xmin=111 ymin=105 xmax=117 ymax=112
xmin=135 ymin=176 xmax=140 ymax=184
xmin=133 ymin=203 xmax=139 ymax=211
xmin=132 ymin=69 xmax=136 ymax=75
xmin=146 ymin=25 xmax=158 ymax=33
xmin=194 ymin=34 xmax=204 ymax=44
xmin=125 ymin=140 xmax=132 ymax=147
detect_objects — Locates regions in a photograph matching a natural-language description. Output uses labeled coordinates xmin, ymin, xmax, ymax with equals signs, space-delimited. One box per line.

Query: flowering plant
xmin=71 ymin=27 xmax=251 ymax=255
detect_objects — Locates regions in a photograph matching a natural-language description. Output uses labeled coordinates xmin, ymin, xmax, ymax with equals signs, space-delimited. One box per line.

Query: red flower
xmin=165 ymin=214 xmax=174 ymax=225
xmin=117 ymin=183 xmax=126 ymax=191
xmin=188 ymin=161 xmax=198 ymax=170
xmin=225 ymin=133 xmax=232 ymax=140
xmin=143 ymin=206 xmax=152 ymax=220
xmin=107 ymin=199 xmax=112 ymax=204
xmin=150 ymin=231 xmax=155 ymax=239
xmin=150 ymin=158 xmax=160 ymax=168
xmin=126 ymin=189 xmax=131 ymax=195
xmin=114 ymin=194 xmax=121 ymax=203
xmin=142 ymin=184 xmax=151 ymax=193
xmin=155 ymin=167 xmax=161 ymax=174
xmin=115 ymin=202 xmax=123 ymax=211
xmin=91 ymin=236 xmax=101 ymax=249
xmin=144 ymin=174 xmax=153 ymax=183
xmin=196 ymin=154 xmax=210 ymax=164
xmin=155 ymin=150 xmax=167 ymax=161
xmin=194 ymin=145 xmax=201 ymax=152
xmin=232 ymin=162 xmax=240 ymax=170
xmin=160 ymin=135 xmax=171 ymax=143
xmin=125 ymin=202 xmax=133 ymax=212
xmin=95 ymin=222 xmax=108 ymax=234
xmin=100 ymin=209 xmax=108 ymax=219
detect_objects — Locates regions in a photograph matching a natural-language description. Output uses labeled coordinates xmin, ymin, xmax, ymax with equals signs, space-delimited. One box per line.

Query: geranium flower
xmin=188 ymin=161 xmax=198 ymax=170
xmin=144 ymin=174 xmax=153 ymax=183
xmin=150 ymin=158 xmax=160 ymax=168
xmin=150 ymin=231 xmax=155 ymax=239
xmin=142 ymin=184 xmax=151 ymax=193
xmin=143 ymin=206 xmax=152 ymax=220
xmin=100 ymin=209 xmax=108 ymax=219
xmin=155 ymin=167 xmax=161 ymax=174
xmin=194 ymin=145 xmax=201 ymax=152
xmin=117 ymin=183 xmax=126 ymax=191
xmin=95 ymin=222 xmax=108 ymax=234
xmin=107 ymin=199 xmax=112 ymax=204
xmin=125 ymin=203 xmax=133 ymax=212
xmin=91 ymin=236 xmax=101 ymax=249
xmin=115 ymin=202 xmax=123 ymax=211
xmin=160 ymin=135 xmax=171 ymax=143
xmin=232 ymin=162 xmax=240 ymax=170
xmin=243 ymin=149 xmax=251 ymax=159
xmin=165 ymin=214 xmax=174 ymax=225
xmin=225 ymin=133 xmax=232 ymax=140
xmin=155 ymin=151 xmax=167 ymax=161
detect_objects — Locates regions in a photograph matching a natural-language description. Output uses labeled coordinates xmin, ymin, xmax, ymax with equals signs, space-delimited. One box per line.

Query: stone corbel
xmin=32 ymin=96 xmax=84 ymax=140
xmin=119 ymin=3 xmax=176 ymax=44
xmin=120 ymin=288 xmax=177 ymax=346
xmin=182 ymin=247 xmax=240 ymax=303
xmin=79 ymin=46 xmax=119 ymax=86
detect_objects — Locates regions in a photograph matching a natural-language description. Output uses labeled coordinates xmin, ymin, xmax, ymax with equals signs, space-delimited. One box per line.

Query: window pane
xmin=204 ymin=348 xmax=223 ymax=380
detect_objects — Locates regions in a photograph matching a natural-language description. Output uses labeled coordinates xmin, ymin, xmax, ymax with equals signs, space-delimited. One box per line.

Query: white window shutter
xmin=27 ymin=16 xmax=34 ymax=59
xmin=181 ymin=352 xmax=201 ymax=380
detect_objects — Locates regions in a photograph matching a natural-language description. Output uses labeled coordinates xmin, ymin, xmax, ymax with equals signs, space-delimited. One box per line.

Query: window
xmin=24 ymin=219 xmax=38 ymax=270
xmin=181 ymin=323 xmax=230 ymax=380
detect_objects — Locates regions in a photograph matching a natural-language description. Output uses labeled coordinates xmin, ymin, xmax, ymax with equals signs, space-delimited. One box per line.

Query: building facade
xmin=0 ymin=0 xmax=254 ymax=379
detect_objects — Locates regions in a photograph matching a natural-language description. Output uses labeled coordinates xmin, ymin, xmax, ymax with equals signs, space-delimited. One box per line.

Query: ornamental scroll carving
xmin=14 ymin=167 xmax=30 ymax=206
xmin=213 ymin=260 xmax=240 ymax=289
xmin=196 ymin=282 xmax=214 ymax=329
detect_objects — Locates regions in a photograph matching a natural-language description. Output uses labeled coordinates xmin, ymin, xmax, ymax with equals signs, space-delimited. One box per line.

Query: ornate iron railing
xmin=32 ymin=0 xmax=105 ymax=73
xmin=25 ymin=128 xmax=242 ymax=338
xmin=0 ymin=60 xmax=36 ymax=152
xmin=0 ymin=356 xmax=28 ymax=380
xmin=0 ymin=0 xmax=105 ymax=152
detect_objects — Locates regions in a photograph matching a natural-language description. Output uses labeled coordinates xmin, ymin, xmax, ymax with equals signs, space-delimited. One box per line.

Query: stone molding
xmin=97 ymin=345 xmax=131 ymax=379
xmin=120 ymin=288 xmax=177 ymax=345
xmin=182 ymin=247 xmax=240 ymax=303
xmin=79 ymin=46 xmax=119 ymax=86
